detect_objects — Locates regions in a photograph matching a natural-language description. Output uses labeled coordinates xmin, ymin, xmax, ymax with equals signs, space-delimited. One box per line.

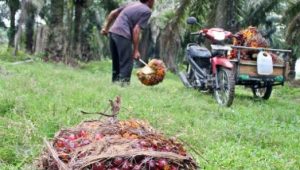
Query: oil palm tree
xmin=158 ymin=0 xmax=191 ymax=72
xmin=5 ymin=0 xmax=20 ymax=47
xmin=241 ymin=0 xmax=282 ymax=27
xmin=285 ymin=0 xmax=300 ymax=55
xmin=283 ymin=0 xmax=300 ymax=77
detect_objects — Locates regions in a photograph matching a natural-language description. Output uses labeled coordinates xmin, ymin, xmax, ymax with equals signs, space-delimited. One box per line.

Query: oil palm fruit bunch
xmin=229 ymin=27 xmax=270 ymax=59
xmin=137 ymin=59 xmax=166 ymax=86
xmin=233 ymin=26 xmax=269 ymax=48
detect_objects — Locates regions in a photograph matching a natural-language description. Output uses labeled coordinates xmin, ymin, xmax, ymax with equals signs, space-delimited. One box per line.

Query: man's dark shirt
xmin=109 ymin=2 xmax=152 ymax=40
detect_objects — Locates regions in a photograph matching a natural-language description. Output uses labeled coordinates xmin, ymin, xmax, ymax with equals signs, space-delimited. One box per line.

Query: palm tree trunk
xmin=8 ymin=8 xmax=17 ymax=47
xmin=158 ymin=0 xmax=191 ymax=73
xmin=13 ymin=0 xmax=27 ymax=56
xmin=47 ymin=0 xmax=65 ymax=60
xmin=25 ymin=2 xmax=36 ymax=53
xmin=214 ymin=0 xmax=237 ymax=32
xmin=73 ymin=1 xmax=83 ymax=59
xmin=64 ymin=0 xmax=74 ymax=63
xmin=7 ymin=0 xmax=20 ymax=47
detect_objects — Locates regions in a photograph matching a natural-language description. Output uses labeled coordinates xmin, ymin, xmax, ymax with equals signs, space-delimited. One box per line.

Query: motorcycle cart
xmin=230 ymin=45 xmax=291 ymax=99
xmin=179 ymin=17 xmax=237 ymax=107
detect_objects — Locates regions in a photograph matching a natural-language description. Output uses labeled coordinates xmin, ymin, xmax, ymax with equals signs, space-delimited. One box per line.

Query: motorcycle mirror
xmin=187 ymin=17 xmax=198 ymax=25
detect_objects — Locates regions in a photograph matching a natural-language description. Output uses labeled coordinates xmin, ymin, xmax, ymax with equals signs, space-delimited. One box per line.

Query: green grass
xmin=0 ymin=46 xmax=31 ymax=62
xmin=0 ymin=59 xmax=300 ymax=170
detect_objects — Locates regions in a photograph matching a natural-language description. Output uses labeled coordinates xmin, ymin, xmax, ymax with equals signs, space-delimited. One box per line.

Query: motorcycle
xmin=179 ymin=17 xmax=235 ymax=107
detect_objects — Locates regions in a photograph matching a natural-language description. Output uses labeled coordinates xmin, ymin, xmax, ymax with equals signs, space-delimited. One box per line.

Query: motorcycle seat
xmin=187 ymin=45 xmax=212 ymax=58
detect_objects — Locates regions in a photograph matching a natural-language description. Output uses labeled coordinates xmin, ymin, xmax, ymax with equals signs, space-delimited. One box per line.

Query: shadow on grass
xmin=234 ymin=92 xmax=268 ymax=105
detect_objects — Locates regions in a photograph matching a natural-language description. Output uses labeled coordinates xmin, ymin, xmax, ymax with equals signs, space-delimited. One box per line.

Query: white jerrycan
xmin=296 ymin=59 xmax=300 ymax=80
xmin=257 ymin=51 xmax=273 ymax=75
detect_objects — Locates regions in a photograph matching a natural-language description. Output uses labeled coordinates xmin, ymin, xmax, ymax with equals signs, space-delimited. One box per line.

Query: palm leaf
xmin=241 ymin=0 xmax=281 ymax=26
xmin=286 ymin=13 xmax=300 ymax=44
xmin=284 ymin=0 xmax=300 ymax=23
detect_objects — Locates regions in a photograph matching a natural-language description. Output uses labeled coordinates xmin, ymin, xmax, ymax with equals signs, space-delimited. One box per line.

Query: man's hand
xmin=133 ymin=50 xmax=141 ymax=60
xmin=100 ymin=28 xmax=109 ymax=36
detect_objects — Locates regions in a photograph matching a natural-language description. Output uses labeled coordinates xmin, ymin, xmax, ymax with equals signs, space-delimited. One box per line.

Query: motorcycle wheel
xmin=214 ymin=67 xmax=235 ymax=107
xmin=251 ymin=86 xmax=273 ymax=100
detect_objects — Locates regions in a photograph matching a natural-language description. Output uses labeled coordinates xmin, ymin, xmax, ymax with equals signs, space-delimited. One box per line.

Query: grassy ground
xmin=0 ymin=59 xmax=300 ymax=169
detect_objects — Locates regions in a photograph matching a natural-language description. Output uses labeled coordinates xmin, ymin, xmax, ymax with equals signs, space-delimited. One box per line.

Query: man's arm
xmin=101 ymin=9 xmax=122 ymax=35
xmin=132 ymin=11 xmax=152 ymax=59
xmin=132 ymin=24 xmax=142 ymax=59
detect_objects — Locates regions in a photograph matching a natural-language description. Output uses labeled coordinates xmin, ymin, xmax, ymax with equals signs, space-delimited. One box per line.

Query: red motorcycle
xmin=179 ymin=17 xmax=235 ymax=107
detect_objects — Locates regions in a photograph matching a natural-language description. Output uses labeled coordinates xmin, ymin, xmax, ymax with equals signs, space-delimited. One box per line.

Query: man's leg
xmin=109 ymin=34 xmax=120 ymax=82
xmin=113 ymin=34 xmax=133 ymax=83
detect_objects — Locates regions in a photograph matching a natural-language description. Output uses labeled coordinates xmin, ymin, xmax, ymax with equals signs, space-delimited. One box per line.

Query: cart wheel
xmin=214 ymin=67 xmax=235 ymax=107
xmin=251 ymin=86 xmax=273 ymax=100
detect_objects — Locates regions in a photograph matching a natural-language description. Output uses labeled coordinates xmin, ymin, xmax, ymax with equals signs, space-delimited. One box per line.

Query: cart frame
xmin=230 ymin=45 xmax=292 ymax=89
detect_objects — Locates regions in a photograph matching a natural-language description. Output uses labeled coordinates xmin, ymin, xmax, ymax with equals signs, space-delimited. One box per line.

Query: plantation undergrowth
xmin=0 ymin=59 xmax=299 ymax=169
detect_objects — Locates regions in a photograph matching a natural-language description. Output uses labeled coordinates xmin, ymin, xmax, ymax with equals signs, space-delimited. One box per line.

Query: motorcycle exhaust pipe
xmin=179 ymin=72 xmax=192 ymax=88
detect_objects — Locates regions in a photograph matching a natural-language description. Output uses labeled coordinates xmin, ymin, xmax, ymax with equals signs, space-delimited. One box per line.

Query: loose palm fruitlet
xmin=137 ymin=59 xmax=166 ymax=86
xmin=37 ymin=98 xmax=198 ymax=170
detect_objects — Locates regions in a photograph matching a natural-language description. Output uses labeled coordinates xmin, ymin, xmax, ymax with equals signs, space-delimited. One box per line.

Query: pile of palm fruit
xmin=38 ymin=97 xmax=197 ymax=170
xmin=233 ymin=26 xmax=269 ymax=48
xmin=229 ymin=26 xmax=269 ymax=60
xmin=229 ymin=26 xmax=284 ymax=64
xmin=137 ymin=59 xmax=166 ymax=86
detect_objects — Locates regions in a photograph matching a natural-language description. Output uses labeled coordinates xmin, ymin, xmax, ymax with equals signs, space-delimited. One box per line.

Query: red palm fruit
xmin=113 ymin=157 xmax=124 ymax=166
xmin=111 ymin=168 xmax=120 ymax=170
xmin=146 ymin=160 xmax=156 ymax=169
xmin=95 ymin=133 xmax=104 ymax=140
xmin=132 ymin=164 xmax=142 ymax=170
xmin=79 ymin=130 xmax=88 ymax=137
xmin=151 ymin=145 xmax=158 ymax=151
xmin=128 ymin=162 xmax=134 ymax=169
xmin=162 ymin=146 xmax=171 ymax=152
xmin=80 ymin=139 xmax=91 ymax=146
xmin=121 ymin=160 xmax=131 ymax=170
xmin=55 ymin=140 xmax=65 ymax=148
xmin=139 ymin=140 xmax=151 ymax=147
xmin=170 ymin=165 xmax=179 ymax=170
xmin=68 ymin=133 xmax=76 ymax=141
xmin=92 ymin=162 xmax=105 ymax=170
xmin=156 ymin=159 xmax=168 ymax=169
